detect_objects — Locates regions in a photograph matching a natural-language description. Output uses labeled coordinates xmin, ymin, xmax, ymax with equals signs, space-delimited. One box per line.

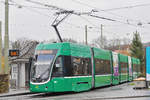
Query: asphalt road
xmin=1 ymin=82 xmax=150 ymax=100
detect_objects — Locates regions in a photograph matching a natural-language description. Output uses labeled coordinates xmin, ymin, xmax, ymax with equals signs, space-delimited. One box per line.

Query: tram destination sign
xmin=35 ymin=50 xmax=57 ymax=55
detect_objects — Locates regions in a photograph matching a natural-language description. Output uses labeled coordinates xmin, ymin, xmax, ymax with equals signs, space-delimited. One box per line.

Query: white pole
xmin=85 ymin=25 xmax=87 ymax=45
xmin=4 ymin=0 xmax=9 ymax=74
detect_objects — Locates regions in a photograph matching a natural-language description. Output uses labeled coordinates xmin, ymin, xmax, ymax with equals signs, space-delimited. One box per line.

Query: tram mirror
xmin=56 ymin=64 xmax=60 ymax=67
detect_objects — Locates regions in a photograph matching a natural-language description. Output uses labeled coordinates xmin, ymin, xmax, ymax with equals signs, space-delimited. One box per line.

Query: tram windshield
xmin=31 ymin=50 xmax=57 ymax=83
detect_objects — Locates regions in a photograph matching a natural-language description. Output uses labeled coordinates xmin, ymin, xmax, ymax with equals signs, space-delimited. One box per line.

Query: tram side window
xmin=71 ymin=57 xmax=91 ymax=76
xmin=137 ymin=64 xmax=141 ymax=74
xmin=133 ymin=64 xmax=137 ymax=74
xmin=82 ymin=58 xmax=92 ymax=75
xmin=52 ymin=56 xmax=64 ymax=77
xmin=95 ymin=59 xmax=104 ymax=75
xmin=120 ymin=62 xmax=128 ymax=74
xmin=95 ymin=59 xmax=111 ymax=75
xmin=105 ymin=60 xmax=111 ymax=74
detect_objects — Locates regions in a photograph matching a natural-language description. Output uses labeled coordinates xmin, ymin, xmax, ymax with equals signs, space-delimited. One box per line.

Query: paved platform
xmin=0 ymin=88 xmax=30 ymax=97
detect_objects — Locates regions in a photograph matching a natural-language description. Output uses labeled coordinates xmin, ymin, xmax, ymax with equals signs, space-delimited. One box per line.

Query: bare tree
xmin=92 ymin=35 xmax=126 ymax=50
xmin=41 ymin=39 xmax=57 ymax=43
xmin=91 ymin=36 xmax=108 ymax=49
xmin=62 ymin=38 xmax=77 ymax=43
xmin=10 ymin=38 xmax=39 ymax=58
xmin=41 ymin=38 xmax=77 ymax=43
xmin=106 ymin=38 xmax=122 ymax=50
xmin=11 ymin=38 xmax=36 ymax=49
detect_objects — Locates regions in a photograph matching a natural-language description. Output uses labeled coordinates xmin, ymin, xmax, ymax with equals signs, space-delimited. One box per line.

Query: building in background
xmin=9 ymin=41 xmax=38 ymax=89
xmin=107 ymin=44 xmax=131 ymax=56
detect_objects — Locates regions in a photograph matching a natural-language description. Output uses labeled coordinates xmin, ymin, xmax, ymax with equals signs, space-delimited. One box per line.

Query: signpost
xmin=146 ymin=47 xmax=150 ymax=81
xmin=9 ymin=50 xmax=19 ymax=57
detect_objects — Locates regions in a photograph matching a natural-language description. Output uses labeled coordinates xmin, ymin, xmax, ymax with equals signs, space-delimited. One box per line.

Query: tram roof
xmin=132 ymin=57 xmax=140 ymax=64
xmin=119 ymin=53 xmax=128 ymax=63
xmin=35 ymin=42 xmax=111 ymax=59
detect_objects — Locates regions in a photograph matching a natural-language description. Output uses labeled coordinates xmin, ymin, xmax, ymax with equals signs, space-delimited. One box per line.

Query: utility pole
xmin=85 ymin=25 xmax=87 ymax=45
xmin=4 ymin=0 xmax=9 ymax=74
xmin=0 ymin=21 xmax=2 ymax=74
xmin=100 ymin=24 xmax=103 ymax=49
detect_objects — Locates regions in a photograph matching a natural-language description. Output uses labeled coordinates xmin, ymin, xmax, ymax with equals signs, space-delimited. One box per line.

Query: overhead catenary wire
xmin=0 ymin=0 xmax=88 ymax=33
xmin=20 ymin=1 xmax=150 ymax=32
xmin=1 ymin=0 xmax=149 ymax=33
xmin=71 ymin=0 xmax=148 ymax=23
xmin=25 ymin=0 xmax=90 ymax=16
xmin=0 ymin=0 xmax=55 ymax=18
xmin=3 ymin=1 xmax=140 ymax=31
xmin=2 ymin=0 xmax=148 ymax=27
xmin=1 ymin=0 xmax=148 ymax=26
xmin=10 ymin=1 xmax=87 ymax=29
xmin=24 ymin=0 xmax=146 ymax=29
xmin=25 ymin=0 xmax=68 ymax=12
xmin=0 ymin=0 xmax=50 ymax=10
xmin=81 ymin=14 xmax=146 ymax=30
xmin=79 ymin=16 xmax=99 ymax=28
xmin=103 ymin=3 xmax=150 ymax=11
xmin=1 ymin=0 xmax=150 ymax=36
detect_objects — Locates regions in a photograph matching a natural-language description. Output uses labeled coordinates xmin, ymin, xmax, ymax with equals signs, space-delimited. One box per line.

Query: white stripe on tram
xmin=64 ymin=74 xmax=112 ymax=78
xmin=95 ymin=74 xmax=112 ymax=77
xmin=64 ymin=76 xmax=92 ymax=78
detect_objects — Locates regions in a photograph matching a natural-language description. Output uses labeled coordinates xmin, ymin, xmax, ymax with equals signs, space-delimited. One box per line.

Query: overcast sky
xmin=0 ymin=0 xmax=150 ymax=43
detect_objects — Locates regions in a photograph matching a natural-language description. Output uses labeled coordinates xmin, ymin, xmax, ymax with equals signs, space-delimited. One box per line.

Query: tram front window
xmin=31 ymin=54 xmax=55 ymax=83
xmin=52 ymin=56 xmax=63 ymax=77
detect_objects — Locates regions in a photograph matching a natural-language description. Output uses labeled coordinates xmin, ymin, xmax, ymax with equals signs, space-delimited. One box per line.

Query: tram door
xmin=112 ymin=52 xmax=119 ymax=85
xmin=128 ymin=56 xmax=132 ymax=81
xmin=90 ymin=48 xmax=95 ymax=88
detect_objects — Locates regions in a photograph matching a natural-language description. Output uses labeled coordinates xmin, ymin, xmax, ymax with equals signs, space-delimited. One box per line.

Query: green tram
xmin=132 ymin=58 xmax=141 ymax=79
xmin=30 ymin=42 xmax=140 ymax=92
xmin=118 ymin=54 xmax=128 ymax=83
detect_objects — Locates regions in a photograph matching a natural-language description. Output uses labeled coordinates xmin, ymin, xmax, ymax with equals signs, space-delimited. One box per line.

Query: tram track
xmin=0 ymin=82 xmax=149 ymax=100
xmin=29 ymin=94 xmax=150 ymax=100
xmin=85 ymin=95 xmax=150 ymax=100
xmin=1 ymin=91 xmax=150 ymax=100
